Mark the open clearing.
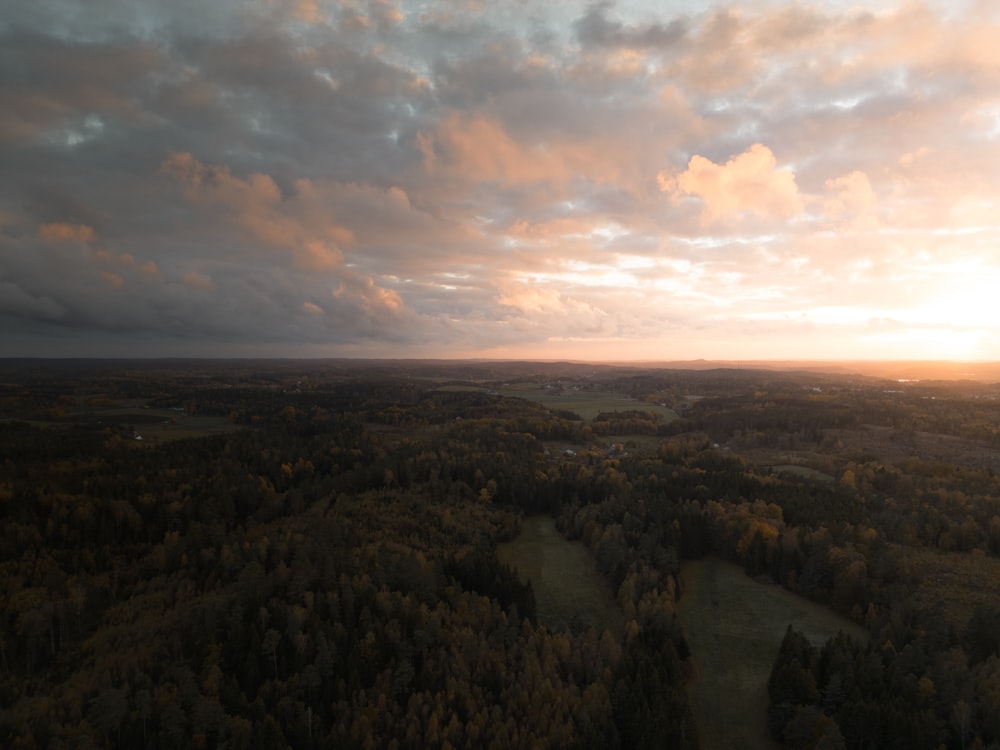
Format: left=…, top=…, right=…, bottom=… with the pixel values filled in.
left=499, top=385, right=679, bottom=423
left=70, top=407, right=239, bottom=442
left=772, top=464, right=835, bottom=482
left=13, top=406, right=242, bottom=443
left=130, top=414, right=241, bottom=442
left=497, top=516, right=623, bottom=636
left=679, top=557, right=867, bottom=750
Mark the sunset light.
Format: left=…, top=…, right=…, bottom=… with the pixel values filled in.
left=2, top=0, right=1000, bottom=362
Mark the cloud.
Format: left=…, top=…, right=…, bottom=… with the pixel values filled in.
left=660, top=144, right=804, bottom=224
left=496, top=280, right=612, bottom=338
left=100, top=271, right=125, bottom=288
left=38, top=222, right=94, bottom=243
left=161, top=152, right=351, bottom=271
left=2, top=0, right=1000, bottom=359
left=94, top=249, right=159, bottom=275
left=824, top=171, right=878, bottom=228
left=181, top=271, right=213, bottom=290
left=0, top=281, right=64, bottom=321
left=898, top=147, right=929, bottom=166
left=419, top=113, right=570, bottom=186
left=574, top=3, right=688, bottom=49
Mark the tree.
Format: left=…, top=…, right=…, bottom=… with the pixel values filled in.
left=965, top=605, right=1000, bottom=664
left=262, top=628, right=281, bottom=681
left=952, top=699, right=973, bottom=750
left=87, top=687, right=128, bottom=746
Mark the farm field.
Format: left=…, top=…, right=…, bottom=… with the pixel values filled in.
left=679, top=557, right=867, bottom=750
left=772, top=464, right=835, bottom=482
left=4, top=405, right=241, bottom=443
left=498, top=384, right=679, bottom=422
left=127, top=413, right=242, bottom=442
left=497, top=515, right=623, bottom=636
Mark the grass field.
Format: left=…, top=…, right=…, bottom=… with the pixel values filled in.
left=773, top=464, right=835, bottom=482
left=499, top=385, right=679, bottom=423
left=10, top=406, right=241, bottom=443
left=679, top=558, right=867, bottom=750
left=497, top=516, right=623, bottom=636
left=131, top=414, right=241, bottom=442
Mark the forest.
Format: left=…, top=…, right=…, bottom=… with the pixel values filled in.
left=1, top=358, right=1000, bottom=749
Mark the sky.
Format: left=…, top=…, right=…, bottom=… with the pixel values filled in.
left=2, top=0, right=1000, bottom=362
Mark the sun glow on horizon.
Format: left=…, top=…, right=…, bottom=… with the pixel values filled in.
left=907, top=267, right=997, bottom=329
left=859, top=327, right=991, bottom=361
left=870, top=262, right=1000, bottom=360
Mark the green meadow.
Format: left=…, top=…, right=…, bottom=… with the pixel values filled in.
left=772, top=464, right=836, bottom=482
left=16, top=406, right=241, bottom=443
left=499, top=525, right=869, bottom=750
left=679, top=558, right=867, bottom=750
left=497, top=516, right=623, bottom=636
left=499, top=385, right=679, bottom=423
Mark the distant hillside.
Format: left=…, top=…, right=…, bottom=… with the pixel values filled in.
left=601, top=359, right=1000, bottom=383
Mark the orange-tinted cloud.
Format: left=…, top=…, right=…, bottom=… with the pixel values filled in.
left=824, top=171, right=878, bottom=228
left=899, top=147, right=929, bottom=166
left=660, top=144, right=803, bottom=224
left=181, top=271, right=213, bottom=290
left=325, top=276, right=410, bottom=332
left=4, top=0, right=1000, bottom=360
left=360, top=278, right=403, bottom=313
left=495, top=278, right=612, bottom=338
left=292, top=0, right=324, bottom=25
left=94, top=249, right=159, bottom=275
left=420, top=114, right=570, bottom=185
left=38, top=222, right=94, bottom=243
left=371, top=0, right=404, bottom=28
left=162, top=153, right=352, bottom=270
left=100, top=271, right=124, bottom=288
left=666, top=9, right=759, bottom=93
